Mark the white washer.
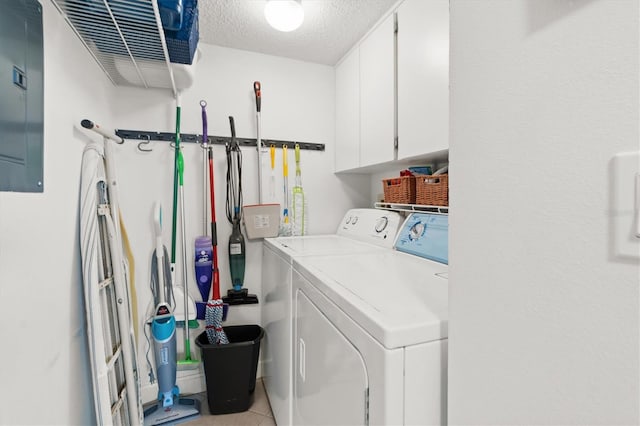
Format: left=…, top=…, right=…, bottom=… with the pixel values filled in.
left=262, top=209, right=404, bottom=426
left=292, top=213, right=449, bottom=425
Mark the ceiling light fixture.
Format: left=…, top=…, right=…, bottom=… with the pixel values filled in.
left=264, top=0, right=304, bottom=32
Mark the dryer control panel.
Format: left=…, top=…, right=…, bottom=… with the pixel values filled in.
left=336, top=209, right=403, bottom=248
left=395, top=213, right=448, bottom=264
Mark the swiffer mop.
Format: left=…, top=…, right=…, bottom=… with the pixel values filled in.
left=144, top=204, right=200, bottom=426
left=194, top=101, right=212, bottom=320
left=223, top=116, right=258, bottom=305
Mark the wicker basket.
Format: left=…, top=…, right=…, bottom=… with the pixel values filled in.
left=416, top=174, right=448, bottom=206
left=382, top=176, right=416, bottom=204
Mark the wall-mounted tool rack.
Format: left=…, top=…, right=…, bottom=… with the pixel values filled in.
left=115, top=129, right=325, bottom=151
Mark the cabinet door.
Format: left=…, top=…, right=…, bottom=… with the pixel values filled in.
left=261, top=247, right=293, bottom=426
left=335, top=48, right=360, bottom=172
left=397, top=0, right=449, bottom=160
left=359, top=14, right=395, bottom=167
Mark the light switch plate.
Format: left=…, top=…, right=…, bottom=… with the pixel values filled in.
left=611, top=151, right=640, bottom=259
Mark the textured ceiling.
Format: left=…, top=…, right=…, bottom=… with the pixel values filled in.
left=198, top=0, right=399, bottom=65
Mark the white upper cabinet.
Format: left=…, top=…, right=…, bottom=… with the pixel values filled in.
left=359, top=13, right=395, bottom=167
left=335, top=47, right=360, bottom=172
left=334, top=0, right=449, bottom=173
left=397, top=0, right=449, bottom=160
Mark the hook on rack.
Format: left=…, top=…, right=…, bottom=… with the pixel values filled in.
left=137, top=134, right=152, bottom=152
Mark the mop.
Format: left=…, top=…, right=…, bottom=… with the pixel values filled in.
left=200, top=101, right=228, bottom=344
left=144, top=204, right=200, bottom=426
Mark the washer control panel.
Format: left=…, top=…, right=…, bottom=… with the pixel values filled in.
left=337, top=209, right=403, bottom=248
left=395, top=213, right=448, bottom=264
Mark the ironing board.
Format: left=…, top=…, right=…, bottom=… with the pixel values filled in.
left=80, top=141, right=143, bottom=425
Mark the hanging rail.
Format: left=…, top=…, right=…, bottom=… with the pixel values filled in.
left=114, top=129, right=325, bottom=151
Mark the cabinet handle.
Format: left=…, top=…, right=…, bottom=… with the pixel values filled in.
left=299, top=338, right=306, bottom=382
left=635, top=173, right=640, bottom=238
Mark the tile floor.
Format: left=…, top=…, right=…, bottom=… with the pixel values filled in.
left=184, top=379, right=276, bottom=426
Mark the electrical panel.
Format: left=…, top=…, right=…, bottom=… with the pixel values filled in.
left=0, top=0, right=44, bottom=192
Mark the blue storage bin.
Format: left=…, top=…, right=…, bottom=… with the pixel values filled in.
left=164, top=0, right=199, bottom=64
left=158, top=0, right=183, bottom=31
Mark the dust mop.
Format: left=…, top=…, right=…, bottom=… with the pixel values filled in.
left=144, top=203, right=200, bottom=425
left=291, top=144, right=307, bottom=236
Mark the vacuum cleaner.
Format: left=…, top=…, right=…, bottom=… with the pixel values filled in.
left=223, top=116, right=258, bottom=305
left=144, top=204, right=200, bottom=425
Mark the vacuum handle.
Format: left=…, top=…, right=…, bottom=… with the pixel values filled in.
left=254, top=81, right=261, bottom=112
left=228, top=116, right=236, bottom=140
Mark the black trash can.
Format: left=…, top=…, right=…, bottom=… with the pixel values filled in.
left=195, top=325, right=264, bottom=415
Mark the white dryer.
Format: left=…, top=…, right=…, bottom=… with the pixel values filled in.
left=291, top=212, right=449, bottom=425
left=262, top=209, right=404, bottom=426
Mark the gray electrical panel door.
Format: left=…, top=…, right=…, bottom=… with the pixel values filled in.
left=0, top=0, right=44, bottom=192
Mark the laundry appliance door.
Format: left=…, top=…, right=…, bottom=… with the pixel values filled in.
left=294, top=288, right=368, bottom=425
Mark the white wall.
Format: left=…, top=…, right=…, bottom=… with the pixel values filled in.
left=110, top=44, right=370, bottom=399
left=0, top=1, right=115, bottom=424
left=448, top=1, right=639, bottom=424
left=1, top=7, right=370, bottom=423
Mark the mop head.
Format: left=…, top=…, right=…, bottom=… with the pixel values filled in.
left=205, top=299, right=229, bottom=344
left=143, top=397, right=200, bottom=426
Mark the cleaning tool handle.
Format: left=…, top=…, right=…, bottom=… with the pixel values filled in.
left=178, top=149, right=184, bottom=186
left=208, top=148, right=221, bottom=300
left=254, top=81, right=261, bottom=112
left=154, top=203, right=163, bottom=255
left=283, top=145, right=288, bottom=177
left=171, top=103, right=182, bottom=263
left=208, top=150, right=217, bottom=246
left=295, top=144, right=301, bottom=175
left=270, top=145, right=276, bottom=170
left=200, top=100, right=208, bottom=145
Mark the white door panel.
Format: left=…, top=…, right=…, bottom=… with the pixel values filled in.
left=294, top=288, right=368, bottom=425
